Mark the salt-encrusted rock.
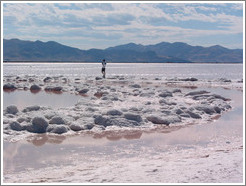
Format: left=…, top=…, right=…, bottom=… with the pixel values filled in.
left=159, top=99, right=177, bottom=105
left=180, top=113, right=190, bottom=118
left=210, top=94, right=230, bottom=101
left=146, top=116, right=170, bottom=125
left=185, top=90, right=210, bottom=96
left=107, top=109, right=123, bottom=116
left=213, top=106, right=221, bottom=113
left=129, top=84, right=141, bottom=88
left=237, top=79, right=243, bottom=83
left=78, top=88, right=89, bottom=94
left=69, top=123, right=84, bottom=131
left=28, top=78, right=35, bottom=82
left=161, top=110, right=172, bottom=115
left=22, top=105, right=40, bottom=112
left=10, top=121, right=23, bottom=131
left=17, top=117, right=25, bottom=123
left=5, top=105, right=19, bottom=115
left=45, top=86, right=63, bottom=92
left=44, top=112, right=57, bottom=120
left=30, top=84, right=41, bottom=91
left=175, top=109, right=184, bottom=115
left=179, top=77, right=198, bottom=81
left=32, top=117, right=49, bottom=133
left=172, top=89, right=182, bottom=93
left=140, top=92, right=154, bottom=97
left=91, top=125, right=106, bottom=131
left=101, top=96, right=108, bottom=100
left=43, top=77, right=52, bottom=82
left=94, top=91, right=109, bottom=98
left=195, top=105, right=216, bottom=114
left=94, top=115, right=112, bottom=127
left=3, top=83, right=17, bottom=90
left=85, top=107, right=99, bottom=112
left=219, top=78, right=231, bottom=82
left=186, top=111, right=202, bottom=119
left=158, top=91, right=173, bottom=98
left=46, top=125, right=69, bottom=134
left=53, top=86, right=63, bottom=91
left=108, top=118, right=140, bottom=127
left=124, top=113, right=142, bottom=122
left=167, top=115, right=182, bottom=123
left=110, top=88, right=116, bottom=92
left=95, top=77, right=102, bottom=80
left=145, top=101, right=151, bottom=105
left=221, top=104, right=232, bottom=111
left=83, top=123, right=94, bottom=130
left=49, top=116, right=66, bottom=125
left=192, top=94, right=229, bottom=101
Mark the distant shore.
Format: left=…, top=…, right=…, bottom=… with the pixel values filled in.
left=3, top=61, right=243, bottom=64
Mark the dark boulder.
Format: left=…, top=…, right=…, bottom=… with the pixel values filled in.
left=31, top=117, right=49, bottom=133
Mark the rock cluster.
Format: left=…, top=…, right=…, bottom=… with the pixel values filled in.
left=2, top=75, right=234, bottom=140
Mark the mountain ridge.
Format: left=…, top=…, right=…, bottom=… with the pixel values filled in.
left=3, top=38, right=243, bottom=63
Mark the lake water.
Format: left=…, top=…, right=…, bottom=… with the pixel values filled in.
left=3, top=63, right=243, bottom=80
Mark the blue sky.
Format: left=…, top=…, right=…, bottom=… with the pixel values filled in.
left=2, top=2, right=244, bottom=50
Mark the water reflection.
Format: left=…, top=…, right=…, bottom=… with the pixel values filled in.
left=30, top=89, right=41, bottom=94
left=92, top=130, right=143, bottom=141
left=3, top=90, right=80, bottom=110
left=26, top=134, right=66, bottom=146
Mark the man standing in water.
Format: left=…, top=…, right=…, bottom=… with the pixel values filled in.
left=101, top=59, right=107, bottom=78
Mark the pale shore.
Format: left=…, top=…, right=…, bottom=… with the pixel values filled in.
left=2, top=75, right=244, bottom=184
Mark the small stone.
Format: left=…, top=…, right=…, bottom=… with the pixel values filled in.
left=3, top=83, right=17, bottom=90
left=124, top=113, right=142, bottom=122
left=107, top=109, right=123, bottom=116
left=10, top=121, right=23, bottom=131
left=47, top=125, right=69, bottom=134
left=95, top=77, right=102, bottom=80
left=78, top=88, right=89, bottom=94
left=43, top=77, right=52, bottom=82
left=158, top=91, right=173, bottom=98
left=185, top=90, right=210, bottom=96
left=32, top=117, right=49, bottom=133
left=30, top=84, right=41, bottom=91
left=146, top=116, right=170, bottom=125
left=186, top=111, right=201, bottom=119
left=129, top=84, right=141, bottom=88
left=22, top=105, right=40, bottom=112
left=5, top=105, right=19, bottom=115
left=49, top=116, right=66, bottom=125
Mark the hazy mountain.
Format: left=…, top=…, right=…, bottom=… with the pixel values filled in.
left=3, top=39, right=243, bottom=63
left=106, top=42, right=243, bottom=63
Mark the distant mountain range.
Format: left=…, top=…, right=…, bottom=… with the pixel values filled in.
left=3, top=38, right=243, bottom=63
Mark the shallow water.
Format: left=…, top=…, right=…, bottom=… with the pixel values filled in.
left=3, top=87, right=243, bottom=176
left=3, top=63, right=243, bottom=80
left=3, top=90, right=81, bottom=110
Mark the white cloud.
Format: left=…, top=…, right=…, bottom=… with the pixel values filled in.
left=2, top=2, right=244, bottom=49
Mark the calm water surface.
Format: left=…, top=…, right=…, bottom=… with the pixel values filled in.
left=3, top=63, right=243, bottom=80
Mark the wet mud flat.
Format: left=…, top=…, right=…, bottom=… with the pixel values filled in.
left=2, top=75, right=244, bottom=183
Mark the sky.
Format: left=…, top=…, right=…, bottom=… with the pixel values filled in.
left=2, top=1, right=244, bottom=50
